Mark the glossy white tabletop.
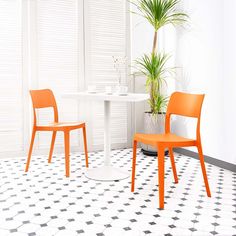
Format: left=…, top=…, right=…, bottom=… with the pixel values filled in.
left=62, top=91, right=149, bottom=102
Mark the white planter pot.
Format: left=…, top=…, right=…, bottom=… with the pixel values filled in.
left=141, top=112, right=166, bottom=153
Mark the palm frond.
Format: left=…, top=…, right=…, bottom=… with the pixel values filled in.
left=131, top=0, right=188, bottom=31
left=135, top=53, right=170, bottom=83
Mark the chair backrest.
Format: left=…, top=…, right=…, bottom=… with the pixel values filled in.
left=30, top=89, right=58, bottom=125
left=165, top=92, right=205, bottom=140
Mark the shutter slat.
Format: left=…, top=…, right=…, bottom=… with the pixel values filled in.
left=36, top=0, right=79, bottom=148
left=0, top=0, right=23, bottom=152
left=85, top=0, right=128, bottom=147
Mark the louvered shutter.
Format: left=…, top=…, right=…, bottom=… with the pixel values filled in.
left=0, top=0, right=23, bottom=152
left=35, top=0, right=81, bottom=149
left=84, top=0, right=129, bottom=149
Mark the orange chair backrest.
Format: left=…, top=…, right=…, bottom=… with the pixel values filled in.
left=166, top=92, right=205, bottom=118
left=30, top=89, right=57, bottom=109
left=165, top=92, right=205, bottom=138
left=30, top=89, right=58, bottom=125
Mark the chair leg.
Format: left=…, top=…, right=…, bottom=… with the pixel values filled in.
left=169, top=148, right=178, bottom=184
left=131, top=140, right=137, bottom=192
left=158, top=145, right=165, bottom=209
left=64, top=131, right=70, bottom=177
left=197, top=144, right=211, bottom=197
left=82, top=125, right=89, bottom=168
left=25, top=129, right=36, bottom=172
left=48, top=131, right=57, bottom=163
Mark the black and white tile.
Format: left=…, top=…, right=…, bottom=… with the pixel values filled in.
left=0, top=149, right=235, bottom=236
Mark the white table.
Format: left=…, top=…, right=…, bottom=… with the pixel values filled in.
left=63, top=92, right=149, bottom=181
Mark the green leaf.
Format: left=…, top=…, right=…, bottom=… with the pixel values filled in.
left=134, top=52, right=173, bottom=113
left=130, top=0, right=188, bottom=31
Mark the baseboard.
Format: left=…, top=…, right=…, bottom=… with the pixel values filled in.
left=175, top=148, right=236, bottom=173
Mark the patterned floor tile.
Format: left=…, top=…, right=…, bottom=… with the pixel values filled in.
left=0, top=148, right=235, bottom=236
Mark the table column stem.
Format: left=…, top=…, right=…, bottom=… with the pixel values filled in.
left=104, top=100, right=111, bottom=166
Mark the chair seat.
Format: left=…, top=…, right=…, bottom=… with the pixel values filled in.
left=134, top=132, right=196, bottom=147
left=36, top=121, right=85, bottom=131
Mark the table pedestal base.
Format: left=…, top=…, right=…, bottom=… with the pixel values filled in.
left=84, top=166, right=129, bottom=181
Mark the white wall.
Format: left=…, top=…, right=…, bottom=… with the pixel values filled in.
left=130, top=4, right=152, bottom=134
left=221, top=0, right=236, bottom=165
left=131, top=0, right=236, bottom=165
left=173, top=0, right=236, bottom=165
left=131, top=6, right=153, bottom=60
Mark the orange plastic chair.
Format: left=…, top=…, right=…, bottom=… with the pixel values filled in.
left=131, top=92, right=211, bottom=209
left=25, top=89, right=89, bottom=177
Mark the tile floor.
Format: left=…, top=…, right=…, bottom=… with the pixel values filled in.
left=0, top=148, right=235, bottom=236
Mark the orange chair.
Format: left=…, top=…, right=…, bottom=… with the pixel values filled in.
left=25, top=89, right=89, bottom=177
left=131, top=92, right=211, bottom=209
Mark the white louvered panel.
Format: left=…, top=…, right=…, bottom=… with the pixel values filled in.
left=0, top=0, right=23, bottom=152
left=85, top=0, right=128, bottom=148
left=36, top=0, right=80, bottom=149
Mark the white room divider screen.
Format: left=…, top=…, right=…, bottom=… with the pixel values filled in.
left=84, top=0, right=130, bottom=149
left=0, top=0, right=24, bottom=153
left=0, top=0, right=130, bottom=156
left=34, top=0, right=81, bottom=150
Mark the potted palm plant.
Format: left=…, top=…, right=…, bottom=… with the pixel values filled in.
left=132, top=0, right=188, bottom=155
